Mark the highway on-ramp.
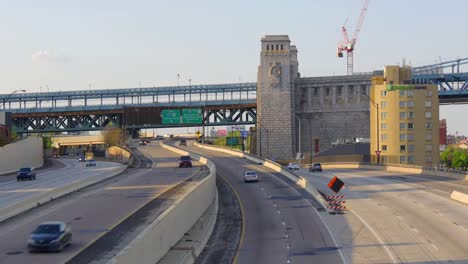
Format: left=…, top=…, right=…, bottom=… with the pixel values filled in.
left=301, top=167, right=468, bottom=263
left=183, top=143, right=345, bottom=264
left=0, top=143, right=200, bottom=264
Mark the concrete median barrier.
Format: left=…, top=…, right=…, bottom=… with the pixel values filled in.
left=450, top=190, right=468, bottom=205
left=0, top=165, right=127, bottom=223
left=107, top=142, right=217, bottom=264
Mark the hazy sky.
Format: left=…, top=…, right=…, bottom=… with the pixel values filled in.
left=0, top=0, right=467, bottom=134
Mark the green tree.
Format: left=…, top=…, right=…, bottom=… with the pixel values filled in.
left=42, top=136, right=53, bottom=150
left=103, top=128, right=123, bottom=146
left=440, top=147, right=455, bottom=168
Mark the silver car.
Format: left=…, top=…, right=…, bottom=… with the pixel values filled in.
left=243, top=171, right=258, bottom=183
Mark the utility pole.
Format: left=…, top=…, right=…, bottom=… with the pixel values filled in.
left=294, top=114, right=302, bottom=169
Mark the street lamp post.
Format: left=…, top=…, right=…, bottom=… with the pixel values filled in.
left=294, top=114, right=302, bottom=169
left=361, top=92, right=380, bottom=164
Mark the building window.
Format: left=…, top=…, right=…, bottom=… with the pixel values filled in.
left=408, top=123, right=414, bottom=129
left=407, top=134, right=414, bottom=141
left=426, top=122, right=432, bottom=129
left=337, top=86, right=343, bottom=96
left=425, top=101, right=432, bottom=107
left=381, top=134, right=388, bottom=141
left=280, top=44, right=283, bottom=50
left=381, top=90, right=387, bottom=97
left=408, top=156, right=415, bottom=163
left=399, top=112, right=406, bottom=119
left=408, top=145, right=415, bottom=152
left=400, top=134, right=406, bottom=141
left=348, top=86, right=354, bottom=97
left=426, top=145, right=433, bottom=151
left=426, top=89, right=432, bottom=96
left=407, top=90, right=414, bottom=97
left=400, top=123, right=406, bottom=130
left=425, top=112, right=432, bottom=118
left=400, top=101, right=406, bottom=108
left=426, top=133, right=432, bottom=140
left=325, top=87, right=330, bottom=96
left=381, top=112, right=388, bottom=120
left=407, top=101, right=414, bottom=108
left=361, top=85, right=367, bottom=95
left=381, top=101, right=388, bottom=109
left=382, top=145, right=388, bottom=151
left=426, top=155, right=433, bottom=162
left=381, top=123, right=388, bottom=130
left=400, top=145, right=406, bottom=151
left=314, top=88, right=319, bottom=96
left=399, top=90, right=405, bottom=96
left=266, top=45, right=270, bottom=51
left=400, top=156, right=406, bottom=163
left=276, top=44, right=279, bottom=50
left=408, top=112, right=414, bottom=119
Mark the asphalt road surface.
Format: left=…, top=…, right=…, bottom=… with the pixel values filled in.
left=0, top=158, right=124, bottom=212
left=0, top=143, right=200, bottom=264
left=184, top=143, right=345, bottom=264
left=301, top=167, right=468, bottom=263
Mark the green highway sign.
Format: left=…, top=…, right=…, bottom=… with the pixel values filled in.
left=182, top=108, right=203, bottom=124
left=161, top=110, right=181, bottom=124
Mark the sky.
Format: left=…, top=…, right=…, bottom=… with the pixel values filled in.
left=0, top=0, right=467, bottom=135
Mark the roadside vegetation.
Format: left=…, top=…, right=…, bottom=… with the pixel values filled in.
left=440, top=147, right=468, bottom=170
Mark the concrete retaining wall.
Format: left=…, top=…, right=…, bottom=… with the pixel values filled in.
left=0, top=136, right=43, bottom=175
left=108, top=143, right=216, bottom=264
left=450, top=191, right=468, bottom=205
left=0, top=165, right=126, bottom=223
left=106, top=145, right=133, bottom=164
left=321, top=162, right=467, bottom=181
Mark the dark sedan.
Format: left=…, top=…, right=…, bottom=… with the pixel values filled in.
left=179, top=155, right=192, bottom=168
left=28, top=221, right=72, bottom=252
left=17, top=167, right=36, bottom=181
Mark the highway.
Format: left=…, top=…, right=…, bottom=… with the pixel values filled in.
left=0, top=143, right=200, bottom=264
left=183, top=143, right=345, bottom=264
left=301, top=167, right=468, bottom=263
left=0, top=158, right=124, bottom=213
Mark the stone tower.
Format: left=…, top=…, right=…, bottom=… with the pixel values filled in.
left=256, top=35, right=299, bottom=160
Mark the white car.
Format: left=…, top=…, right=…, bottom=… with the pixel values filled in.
left=85, top=159, right=97, bottom=167
left=243, top=171, right=258, bottom=183
left=287, top=162, right=300, bottom=170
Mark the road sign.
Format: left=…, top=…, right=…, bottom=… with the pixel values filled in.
left=328, top=176, right=344, bottom=193
left=375, top=150, right=381, bottom=156
left=181, top=108, right=203, bottom=124
left=161, top=110, right=181, bottom=124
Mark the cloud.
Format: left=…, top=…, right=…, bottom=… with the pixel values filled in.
left=31, top=50, right=71, bottom=64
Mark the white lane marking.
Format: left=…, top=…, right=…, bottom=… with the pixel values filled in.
left=233, top=159, right=349, bottom=264
left=412, top=228, right=419, bottom=233
left=302, top=170, right=399, bottom=263
left=431, top=243, right=439, bottom=251
left=349, top=209, right=399, bottom=264
left=277, top=210, right=281, bottom=214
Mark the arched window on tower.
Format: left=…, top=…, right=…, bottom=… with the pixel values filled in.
left=266, top=45, right=270, bottom=51
left=276, top=44, right=279, bottom=50
left=281, top=44, right=283, bottom=50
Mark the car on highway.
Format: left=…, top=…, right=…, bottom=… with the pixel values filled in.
left=287, top=162, right=300, bottom=170
left=53, top=153, right=60, bottom=158
left=77, top=156, right=86, bottom=162
left=17, top=167, right=36, bottom=181
left=85, top=159, right=97, bottom=167
left=28, top=221, right=72, bottom=252
left=309, top=163, right=322, bottom=172
left=179, top=155, right=192, bottom=168
left=243, top=170, right=258, bottom=182
left=179, top=139, right=187, bottom=146
left=155, top=135, right=164, bottom=140
left=139, top=140, right=147, bottom=146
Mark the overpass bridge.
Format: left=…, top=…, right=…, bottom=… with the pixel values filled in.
left=2, top=59, right=468, bottom=134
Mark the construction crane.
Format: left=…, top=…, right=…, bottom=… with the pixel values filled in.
left=337, top=0, right=370, bottom=75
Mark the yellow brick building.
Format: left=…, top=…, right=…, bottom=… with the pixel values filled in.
left=370, top=66, right=440, bottom=167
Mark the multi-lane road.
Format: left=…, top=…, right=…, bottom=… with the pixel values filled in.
left=182, top=143, right=345, bottom=264
left=0, top=143, right=200, bottom=264
left=301, top=167, right=468, bottom=264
